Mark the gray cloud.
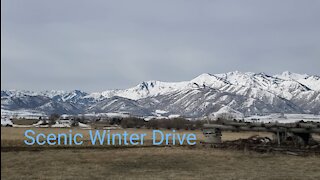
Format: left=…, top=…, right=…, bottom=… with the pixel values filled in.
left=2, top=0, right=320, bottom=91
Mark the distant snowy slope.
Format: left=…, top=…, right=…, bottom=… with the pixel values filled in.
left=96, top=80, right=190, bottom=100
left=216, top=71, right=311, bottom=99
left=1, top=71, right=319, bottom=117
left=275, top=71, right=320, bottom=91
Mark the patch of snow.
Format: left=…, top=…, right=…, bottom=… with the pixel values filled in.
left=78, top=122, right=91, bottom=128
left=214, top=106, right=244, bottom=119
left=155, top=110, right=168, bottom=114
left=244, top=113, right=320, bottom=123
left=1, top=117, right=13, bottom=126
left=1, top=109, right=47, bottom=119
left=168, top=114, right=181, bottom=119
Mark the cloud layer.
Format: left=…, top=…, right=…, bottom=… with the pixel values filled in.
left=2, top=0, right=320, bottom=91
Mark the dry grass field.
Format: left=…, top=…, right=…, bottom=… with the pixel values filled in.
left=11, top=119, right=39, bottom=125
left=2, top=147, right=320, bottom=180
left=2, top=127, right=320, bottom=180
left=1, top=127, right=273, bottom=145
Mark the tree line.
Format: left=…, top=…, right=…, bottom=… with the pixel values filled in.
left=45, top=112, right=237, bottom=129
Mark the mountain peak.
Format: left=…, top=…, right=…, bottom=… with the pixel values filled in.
left=191, top=73, right=230, bottom=88
left=282, top=71, right=292, bottom=76
left=2, top=71, right=320, bottom=117
left=195, top=73, right=214, bottom=78
left=275, top=71, right=308, bottom=80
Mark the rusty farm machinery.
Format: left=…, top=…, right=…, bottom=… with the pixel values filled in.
left=202, top=120, right=320, bottom=155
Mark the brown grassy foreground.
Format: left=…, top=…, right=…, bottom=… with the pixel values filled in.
left=2, top=147, right=320, bottom=180
left=1, top=127, right=273, bottom=145
left=2, top=127, right=320, bottom=179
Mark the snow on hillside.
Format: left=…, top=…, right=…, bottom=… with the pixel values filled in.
left=275, top=71, right=320, bottom=91
left=244, top=113, right=320, bottom=123
left=216, top=71, right=311, bottom=99
left=96, top=80, right=190, bottom=100
left=1, top=71, right=319, bottom=119
left=214, top=106, right=244, bottom=119
left=190, top=73, right=230, bottom=89
left=1, top=109, right=47, bottom=119
left=1, top=117, right=13, bottom=126
left=91, top=71, right=318, bottom=101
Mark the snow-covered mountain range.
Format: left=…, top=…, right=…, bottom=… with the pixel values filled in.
left=2, top=71, right=320, bottom=118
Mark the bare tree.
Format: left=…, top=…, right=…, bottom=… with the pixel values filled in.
left=49, top=113, right=60, bottom=126
left=216, top=113, right=235, bottom=121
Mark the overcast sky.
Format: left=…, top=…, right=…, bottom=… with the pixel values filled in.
left=1, top=0, right=320, bottom=92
